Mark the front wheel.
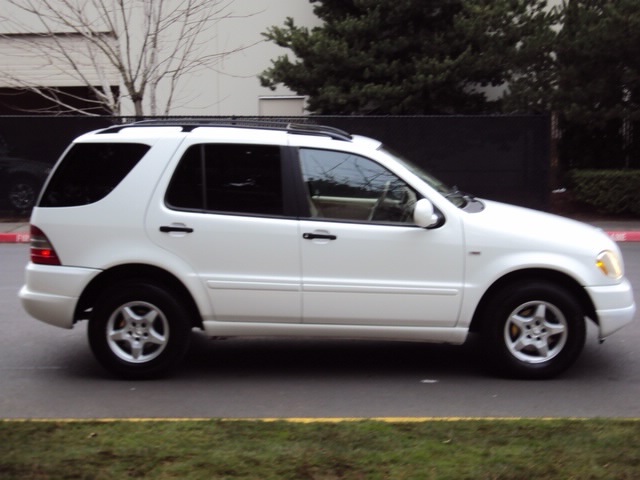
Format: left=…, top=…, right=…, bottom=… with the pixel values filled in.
left=88, top=282, right=192, bottom=379
left=481, top=282, right=586, bottom=379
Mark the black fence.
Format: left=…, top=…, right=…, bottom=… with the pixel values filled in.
left=558, top=117, right=640, bottom=170
left=0, top=115, right=550, bottom=215
left=320, top=116, right=550, bottom=211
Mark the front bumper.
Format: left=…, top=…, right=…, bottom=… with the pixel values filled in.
left=585, top=278, right=636, bottom=339
left=19, top=263, right=101, bottom=329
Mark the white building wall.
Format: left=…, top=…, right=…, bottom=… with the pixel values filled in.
left=161, top=1, right=318, bottom=116
left=0, top=0, right=318, bottom=116
left=0, top=34, right=119, bottom=87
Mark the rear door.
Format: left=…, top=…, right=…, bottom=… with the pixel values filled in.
left=146, top=141, right=302, bottom=323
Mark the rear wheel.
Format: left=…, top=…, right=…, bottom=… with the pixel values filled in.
left=88, top=282, right=192, bottom=379
left=481, top=281, right=586, bottom=379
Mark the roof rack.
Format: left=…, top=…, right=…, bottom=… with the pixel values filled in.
left=286, top=123, right=352, bottom=141
left=97, top=118, right=352, bottom=141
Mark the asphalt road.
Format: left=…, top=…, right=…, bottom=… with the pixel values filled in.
left=2, top=243, right=639, bottom=419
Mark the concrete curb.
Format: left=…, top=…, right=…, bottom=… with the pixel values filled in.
left=2, top=231, right=640, bottom=244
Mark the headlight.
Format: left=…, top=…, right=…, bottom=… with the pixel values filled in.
left=596, top=250, right=623, bottom=279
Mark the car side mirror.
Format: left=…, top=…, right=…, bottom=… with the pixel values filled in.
left=413, top=198, right=439, bottom=228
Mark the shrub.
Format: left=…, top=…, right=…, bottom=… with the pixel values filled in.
left=567, top=170, right=640, bottom=216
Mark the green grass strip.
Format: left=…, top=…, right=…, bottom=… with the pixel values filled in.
left=1, top=418, right=639, bottom=479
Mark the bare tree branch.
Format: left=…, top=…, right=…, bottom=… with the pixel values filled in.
left=0, top=0, right=258, bottom=115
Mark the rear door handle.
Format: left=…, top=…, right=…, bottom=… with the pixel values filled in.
left=160, top=225, right=194, bottom=233
left=303, top=232, right=337, bottom=240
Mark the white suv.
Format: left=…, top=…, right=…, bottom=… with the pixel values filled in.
left=19, top=120, right=636, bottom=379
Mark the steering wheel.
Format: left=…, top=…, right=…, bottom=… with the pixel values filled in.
left=398, top=187, right=418, bottom=223
left=368, top=181, right=391, bottom=221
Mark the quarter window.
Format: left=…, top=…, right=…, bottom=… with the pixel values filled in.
left=40, top=143, right=150, bottom=207
left=166, top=144, right=284, bottom=216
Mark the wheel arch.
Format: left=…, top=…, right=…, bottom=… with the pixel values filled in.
left=469, top=268, right=596, bottom=333
left=74, top=264, right=204, bottom=329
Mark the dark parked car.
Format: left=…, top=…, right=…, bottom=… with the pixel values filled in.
left=0, top=155, right=50, bottom=214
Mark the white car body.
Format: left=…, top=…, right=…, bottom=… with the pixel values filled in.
left=19, top=121, right=636, bottom=378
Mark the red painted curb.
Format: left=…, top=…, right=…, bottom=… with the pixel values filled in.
left=1, top=231, right=640, bottom=244
left=0, top=233, right=30, bottom=243
left=606, top=231, right=640, bottom=243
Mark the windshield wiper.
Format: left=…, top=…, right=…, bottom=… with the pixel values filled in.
left=445, top=186, right=472, bottom=207
left=445, top=186, right=485, bottom=212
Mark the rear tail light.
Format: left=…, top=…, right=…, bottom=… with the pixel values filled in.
left=30, top=225, right=61, bottom=265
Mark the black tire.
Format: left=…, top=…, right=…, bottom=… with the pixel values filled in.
left=88, top=282, right=192, bottom=379
left=481, top=281, right=586, bottom=379
left=8, top=175, right=39, bottom=213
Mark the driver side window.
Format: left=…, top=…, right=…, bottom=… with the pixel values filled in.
left=300, top=148, right=417, bottom=224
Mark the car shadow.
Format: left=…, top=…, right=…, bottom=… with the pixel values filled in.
left=179, top=332, right=488, bottom=380
left=63, top=328, right=619, bottom=382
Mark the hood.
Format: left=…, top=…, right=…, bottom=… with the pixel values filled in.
left=463, top=199, right=617, bottom=255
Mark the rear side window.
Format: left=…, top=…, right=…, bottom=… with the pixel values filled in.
left=40, top=143, right=150, bottom=207
left=166, top=143, right=284, bottom=216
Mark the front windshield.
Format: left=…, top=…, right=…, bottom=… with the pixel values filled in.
left=378, top=145, right=467, bottom=208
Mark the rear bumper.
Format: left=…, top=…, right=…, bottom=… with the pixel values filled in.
left=19, top=263, right=100, bottom=329
left=585, top=278, right=636, bottom=339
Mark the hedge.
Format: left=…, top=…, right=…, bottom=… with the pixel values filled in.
left=567, top=169, right=640, bottom=216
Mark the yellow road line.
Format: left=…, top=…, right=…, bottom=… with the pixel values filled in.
left=4, top=416, right=638, bottom=423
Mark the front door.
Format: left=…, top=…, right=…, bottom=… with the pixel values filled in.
left=298, top=148, right=464, bottom=327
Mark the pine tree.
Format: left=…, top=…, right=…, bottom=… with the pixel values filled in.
left=555, top=0, right=640, bottom=126
left=260, top=0, right=555, bottom=115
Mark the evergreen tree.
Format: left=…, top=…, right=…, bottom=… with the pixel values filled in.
left=555, top=0, right=640, bottom=126
left=553, top=0, right=640, bottom=168
left=260, top=0, right=555, bottom=115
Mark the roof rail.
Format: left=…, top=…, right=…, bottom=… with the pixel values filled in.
left=286, top=123, right=352, bottom=141
left=96, top=118, right=352, bottom=141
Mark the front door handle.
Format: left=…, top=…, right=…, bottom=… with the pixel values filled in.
left=303, top=232, right=337, bottom=240
left=160, top=225, right=194, bottom=233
